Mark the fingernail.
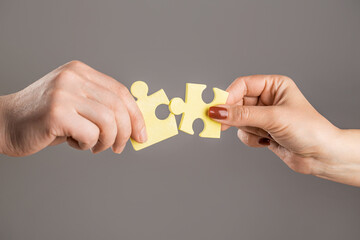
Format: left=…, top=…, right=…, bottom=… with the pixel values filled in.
left=208, top=106, right=228, bottom=119
left=139, top=127, right=147, bottom=143
left=258, top=138, right=271, bottom=146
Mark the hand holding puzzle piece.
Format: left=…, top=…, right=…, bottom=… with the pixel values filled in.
left=130, top=81, right=178, bottom=151
left=130, top=81, right=229, bottom=151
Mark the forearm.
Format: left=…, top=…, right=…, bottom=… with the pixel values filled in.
left=316, top=129, right=360, bottom=187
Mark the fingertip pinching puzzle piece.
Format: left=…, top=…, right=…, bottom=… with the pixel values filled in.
left=169, top=83, right=229, bottom=138
left=130, top=81, right=178, bottom=151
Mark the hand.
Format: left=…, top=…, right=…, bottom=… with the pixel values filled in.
left=0, top=60, right=147, bottom=156
left=209, top=75, right=360, bottom=187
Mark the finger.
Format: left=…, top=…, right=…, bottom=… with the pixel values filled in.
left=209, top=104, right=277, bottom=131
left=237, top=129, right=270, bottom=148
left=111, top=107, right=131, bottom=154
left=226, top=75, right=290, bottom=106
left=238, top=126, right=272, bottom=139
left=82, top=81, right=134, bottom=153
left=221, top=97, right=259, bottom=131
left=243, top=96, right=259, bottom=106
left=116, top=83, right=147, bottom=143
left=94, top=78, right=146, bottom=142
left=54, top=112, right=100, bottom=150
left=75, top=97, right=117, bottom=153
left=225, top=96, right=259, bottom=106
left=67, top=61, right=146, bottom=142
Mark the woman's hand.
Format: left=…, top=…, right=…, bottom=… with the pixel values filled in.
left=209, top=75, right=360, bottom=187
left=0, top=60, right=147, bottom=157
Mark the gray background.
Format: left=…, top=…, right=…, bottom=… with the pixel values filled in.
left=1, top=0, right=360, bottom=239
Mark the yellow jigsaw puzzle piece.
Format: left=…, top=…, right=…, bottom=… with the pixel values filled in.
left=130, top=81, right=178, bottom=151
left=169, top=83, right=229, bottom=138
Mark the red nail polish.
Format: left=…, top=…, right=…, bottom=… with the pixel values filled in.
left=258, top=138, right=271, bottom=146
left=208, top=106, right=228, bottom=119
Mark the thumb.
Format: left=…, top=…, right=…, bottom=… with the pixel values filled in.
left=208, top=105, right=276, bottom=131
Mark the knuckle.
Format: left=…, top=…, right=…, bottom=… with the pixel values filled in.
left=49, top=88, right=67, bottom=101
left=118, top=129, right=131, bottom=145
left=120, top=120, right=132, bottom=138
left=86, top=131, right=100, bottom=147
left=233, top=106, right=250, bottom=122
left=123, top=125, right=132, bottom=140
left=234, top=76, right=245, bottom=84
left=47, top=89, right=68, bottom=111
left=100, top=109, right=116, bottom=126
left=280, top=75, right=293, bottom=83
left=116, top=118, right=132, bottom=143
left=273, top=75, right=295, bottom=86
left=66, top=60, right=86, bottom=69
left=113, top=81, right=132, bottom=99
left=112, top=95, right=123, bottom=109
left=283, top=76, right=295, bottom=87
left=119, top=84, right=132, bottom=99
left=54, top=69, right=77, bottom=86
left=80, top=129, right=99, bottom=150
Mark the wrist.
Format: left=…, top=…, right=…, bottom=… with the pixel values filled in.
left=315, top=128, right=360, bottom=187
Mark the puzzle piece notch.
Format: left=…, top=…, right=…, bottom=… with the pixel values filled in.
left=169, top=83, right=229, bottom=138
left=130, top=81, right=178, bottom=151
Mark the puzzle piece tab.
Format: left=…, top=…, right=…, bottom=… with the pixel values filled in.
left=130, top=81, right=178, bottom=151
left=169, top=83, right=229, bottom=138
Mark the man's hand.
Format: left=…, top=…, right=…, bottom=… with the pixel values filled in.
left=0, top=60, right=147, bottom=156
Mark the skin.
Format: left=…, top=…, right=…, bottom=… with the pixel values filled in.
left=0, top=60, right=147, bottom=157
left=210, top=75, right=360, bottom=187
left=0, top=67, right=359, bottom=187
